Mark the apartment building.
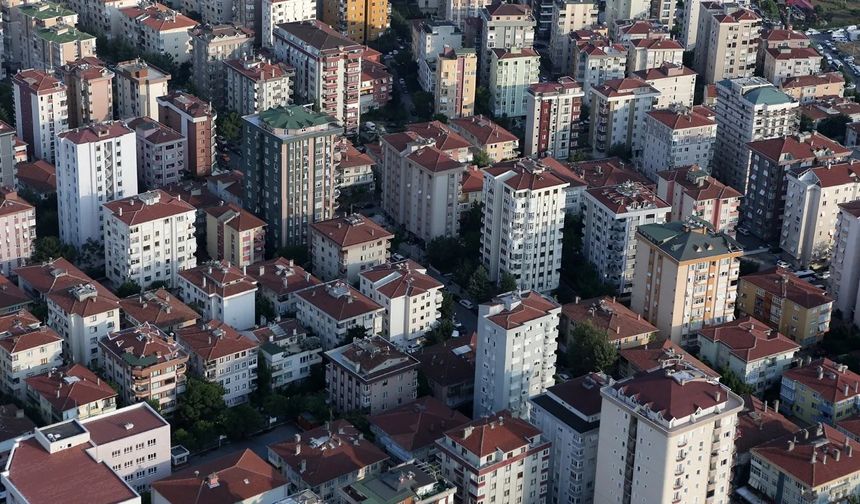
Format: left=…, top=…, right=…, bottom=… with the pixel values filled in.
left=177, top=260, right=258, bottom=330
left=604, top=0, right=649, bottom=32
left=415, top=336, right=475, bottom=409
left=249, top=318, right=322, bottom=389
left=557, top=156, right=650, bottom=216
left=56, top=121, right=138, bottom=247
left=0, top=190, right=35, bottom=277
left=58, top=57, right=113, bottom=128
left=831, top=201, right=860, bottom=325
left=631, top=221, right=743, bottom=344
left=488, top=47, right=540, bottom=118
left=268, top=420, right=389, bottom=503
left=261, top=0, right=316, bottom=47
left=751, top=424, right=860, bottom=504
left=560, top=295, right=658, bottom=349
left=436, top=412, right=551, bottom=503
left=594, top=362, right=743, bottom=504
left=447, top=115, right=516, bottom=162
left=712, top=77, right=798, bottom=195
left=13, top=160, right=56, bottom=200
left=321, top=0, right=388, bottom=43
left=126, top=117, right=184, bottom=189
left=473, top=290, right=559, bottom=418
left=530, top=372, right=608, bottom=504
left=242, top=106, right=342, bottom=248
left=478, top=2, right=535, bottom=82
left=336, top=140, right=375, bottom=191
left=359, top=260, right=443, bottom=346
left=780, top=358, right=860, bottom=425
left=117, top=3, right=196, bottom=64
left=31, top=23, right=96, bottom=72
left=119, top=288, right=199, bottom=332
left=694, top=5, right=760, bottom=84
left=782, top=161, right=860, bottom=267
left=589, top=78, right=659, bottom=157
left=359, top=54, right=392, bottom=114
left=781, top=72, right=845, bottom=103
left=584, top=181, right=669, bottom=295
left=573, top=42, right=627, bottom=105
left=638, top=106, right=717, bottom=181
left=0, top=122, right=14, bottom=189
left=295, top=281, right=383, bottom=350
left=324, top=335, right=419, bottom=415
left=481, top=158, right=567, bottom=293
left=737, top=267, right=832, bottom=347
left=434, top=47, right=477, bottom=119
left=248, top=258, right=321, bottom=316
left=369, top=396, right=468, bottom=462
left=0, top=276, right=32, bottom=316
left=656, top=166, right=742, bottom=235
left=309, top=214, right=393, bottom=284
left=524, top=77, right=584, bottom=159
left=548, top=0, right=597, bottom=71
left=224, top=57, right=293, bottom=116
left=378, top=129, right=467, bottom=242
left=203, top=203, right=265, bottom=267
left=8, top=2, right=79, bottom=69
left=414, top=21, right=462, bottom=93
left=177, top=320, right=258, bottom=406
left=763, top=47, right=822, bottom=86
left=0, top=310, right=62, bottom=401
left=100, top=323, right=188, bottom=414
left=11, top=69, right=68, bottom=163
left=617, top=338, right=721, bottom=376
left=273, top=21, right=362, bottom=134
left=64, top=0, right=138, bottom=38
left=341, top=462, right=456, bottom=504
left=114, top=59, right=171, bottom=121
left=697, top=316, right=800, bottom=392
left=630, top=62, right=697, bottom=108
left=157, top=91, right=216, bottom=178
left=190, top=24, right=253, bottom=106
left=744, top=132, right=849, bottom=243
left=626, top=38, right=683, bottom=78
left=25, top=364, right=117, bottom=423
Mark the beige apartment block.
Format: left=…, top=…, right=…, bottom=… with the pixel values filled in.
left=631, top=221, right=742, bottom=344
left=58, top=57, right=113, bottom=128
left=204, top=202, right=265, bottom=268
left=695, top=4, right=760, bottom=84
left=224, top=57, right=293, bottom=116
left=0, top=189, right=35, bottom=276
left=0, top=310, right=63, bottom=401
left=573, top=42, right=627, bottom=104
left=309, top=214, right=393, bottom=285
left=625, top=37, right=683, bottom=74
left=434, top=47, right=477, bottom=119
left=604, top=0, right=649, bottom=32
left=337, top=141, right=376, bottom=190
left=449, top=114, right=518, bottom=162
left=118, top=3, right=196, bottom=64
left=763, top=47, right=823, bottom=86
left=321, top=0, right=389, bottom=43
left=757, top=28, right=811, bottom=71
left=32, top=24, right=96, bottom=72
left=9, top=2, right=79, bottom=69
left=589, top=78, right=659, bottom=157
left=114, top=59, right=171, bottom=121
left=190, top=24, right=254, bottom=105
left=656, top=166, right=742, bottom=235
left=781, top=72, right=844, bottom=103
left=630, top=62, right=696, bottom=108
left=548, top=0, right=597, bottom=71
left=638, top=106, right=717, bottom=181
left=12, top=69, right=68, bottom=163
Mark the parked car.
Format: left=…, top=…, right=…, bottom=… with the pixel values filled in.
left=777, top=260, right=791, bottom=269
left=459, top=299, right=475, bottom=310
left=737, top=226, right=751, bottom=236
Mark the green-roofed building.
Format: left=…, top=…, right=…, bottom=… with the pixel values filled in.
left=338, top=462, right=456, bottom=504
left=713, top=76, right=799, bottom=195
left=33, top=24, right=96, bottom=71
left=631, top=221, right=744, bottom=344
left=241, top=105, right=343, bottom=248
left=11, top=2, right=79, bottom=67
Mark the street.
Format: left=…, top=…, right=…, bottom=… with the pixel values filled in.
left=187, top=423, right=299, bottom=467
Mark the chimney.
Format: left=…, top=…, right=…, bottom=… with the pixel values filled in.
left=300, top=460, right=307, bottom=473
left=836, top=449, right=842, bottom=462
left=845, top=384, right=850, bottom=396
left=812, top=451, right=817, bottom=464
left=206, top=473, right=219, bottom=488
left=849, top=443, right=854, bottom=457
left=774, top=399, right=780, bottom=412
left=788, top=440, right=795, bottom=451
left=295, top=445, right=301, bottom=455
left=818, top=366, right=824, bottom=380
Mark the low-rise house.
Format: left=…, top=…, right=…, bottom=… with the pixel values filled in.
left=248, top=258, right=321, bottom=316
left=176, top=321, right=258, bottom=406
left=268, top=420, right=389, bottom=502
left=177, top=260, right=258, bottom=331
left=119, top=288, right=199, bottom=333
left=339, top=461, right=457, bottom=504
left=734, top=396, right=797, bottom=470
left=14, top=160, right=57, bottom=200
left=780, top=358, right=860, bottom=426
left=800, top=98, right=860, bottom=127
left=295, top=281, right=384, bottom=350
left=0, top=276, right=31, bottom=316
left=697, top=316, right=800, bottom=393
left=0, top=310, right=63, bottom=400
left=337, top=141, right=375, bottom=191
left=781, top=72, right=844, bottom=103
left=448, top=115, right=519, bottom=162
left=248, top=319, right=322, bottom=389
left=203, top=203, right=266, bottom=268
left=368, top=396, right=469, bottom=462
left=152, top=449, right=290, bottom=504
left=617, top=339, right=719, bottom=378
left=414, top=336, right=475, bottom=409
left=25, top=363, right=117, bottom=423
left=309, top=214, right=393, bottom=284
left=100, top=323, right=189, bottom=414
left=561, top=295, right=658, bottom=349
left=0, top=404, right=36, bottom=466
left=324, top=335, right=420, bottom=415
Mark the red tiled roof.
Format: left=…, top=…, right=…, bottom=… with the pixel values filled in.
left=580, top=42, right=626, bottom=58
left=163, top=180, right=221, bottom=210
left=803, top=160, right=860, bottom=188
left=157, top=91, right=214, bottom=118
left=57, top=121, right=133, bottom=145
left=179, top=261, right=258, bottom=299
left=484, top=2, right=531, bottom=16
left=571, top=157, right=650, bottom=188
left=296, top=281, right=382, bottom=321
left=25, top=364, right=117, bottom=413
left=407, top=146, right=463, bottom=172
left=269, top=420, right=389, bottom=486
left=544, top=372, right=609, bottom=418
left=204, top=203, right=266, bottom=232
left=83, top=402, right=168, bottom=444
left=359, top=260, right=442, bottom=299
left=735, top=395, right=798, bottom=455
left=12, top=69, right=65, bottom=94
left=369, top=397, right=469, bottom=453
left=176, top=320, right=258, bottom=362
left=406, top=121, right=472, bottom=152
left=443, top=411, right=543, bottom=458
left=224, top=58, right=293, bottom=82
left=752, top=424, right=860, bottom=487
left=747, top=132, right=850, bottom=163
left=648, top=107, right=716, bottom=130
left=715, top=8, right=759, bottom=22
left=592, top=78, right=658, bottom=98
left=632, top=38, right=683, bottom=50
left=415, top=336, right=475, bottom=388
left=0, top=189, right=34, bottom=218
left=783, top=358, right=860, bottom=403
left=657, top=165, right=742, bottom=201
left=104, top=189, right=195, bottom=226
left=153, top=449, right=287, bottom=504
left=339, top=142, right=374, bottom=169
left=586, top=182, right=669, bottom=214
left=839, top=200, right=860, bottom=219
left=119, top=288, right=199, bottom=329
left=837, top=414, right=860, bottom=440
left=100, top=322, right=188, bottom=368
left=766, top=47, right=821, bottom=60
left=562, top=296, right=657, bottom=343
left=485, top=291, right=559, bottom=330
left=0, top=310, right=60, bottom=354
left=484, top=158, right=569, bottom=191
left=120, top=2, right=197, bottom=32
left=15, top=258, right=119, bottom=318
left=128, top=116, right=184, bottom=144
left=741, top=267, right=832, bottom=308
left=449, top=115, right=519, bottom=146
left=632, top=62, right=697, bottom=82
left=248, top=258, right=321, bottom=298
left=619, top=339, right=719, bottom=377
left=461, top=166, right=484, bottom=194
left=763, top=28, right=809, bottom=42
left=330, top=336, right=419, bottom=381
left=310, top=214, right=392, bottom=248
left=0, top=275, right=31, bottom=313
left=14, top=160, right=56, bottom=194
left=491, top=47, right=540, bottom=59
left=697, top=316, right=799, bottom=363
left=781, top=72, right=844, bottom=89
left=0, top=404, right=35, bottom=442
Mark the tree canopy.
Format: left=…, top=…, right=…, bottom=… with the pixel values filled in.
left=566, top=322, right=618, bottom=376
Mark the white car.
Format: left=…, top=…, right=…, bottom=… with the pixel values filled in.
left=458, top=299, right=475, bottom=310
left=777, top=260, right=791, bottom=269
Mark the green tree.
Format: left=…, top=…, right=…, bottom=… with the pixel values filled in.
left=346, top=326, right=369, bottom=340
left=148, top=280, right=170, bottom=290
left=263, top=393, right=295, bottom=419
left=425, top=319, right=455, bottom=344
left=116, top=280, right=142, bottom=298
left=439, top=291, right=454, bottom=321
left=412, top=91, right=435, bottom=120
left=606, top=142, right=633, bottom=161
left=217, top=112, right=243, bottom=143
left=467, top=265, right=492, bottom=302
left=273, top=244, right=309, bottom=265
left=222, top=404, right=265, bottom=440
left=720, top=367, right=754, bottom=395
left=475, top=87, right=492, bottom=116
left=0, top=79, right=14, bottom=127
left=254, top=359, right=272, bottom=400
left=145, top=398, right=162, bottom=414
left=816, top=114, right=852, bottom=143
left=256, top=294, right=276, bottom=325
left=499, top=272, right=518, bottom=293
left=739, top=258, right=760, bottom=276
left=31, top=236, right=78, bottom=263
left=175, top=378, right=227, bottom=429
left=473, top=150, right=493, bottom=167
left=426, top=236, right=463, bottom=272
left=566, top=322, right=618, bottom=376
left=432, top=113, right=449, bottom=123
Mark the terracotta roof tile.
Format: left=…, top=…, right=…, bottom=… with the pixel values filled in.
left=179, top=260, right=258, bottom=299
left=14, top=160, right=56, bottom=194
left=741, top=267, right=832, bottom=308
left=14, top=258, right=119, bottom=318
left=57, top=121, right=133, bottom=145
left=461, top=166, right=484, bottom=194
left=697, top=316, right=799, bottom=363
left=484, top=291, right=559, bottom=330
left=766, top=46, right=821, bottom=60
left=12, top=69, right=65, bottom=94
left=407, top=147, right=463, bottom=173
left=0, top=275, right=31, bottom=313
left=176, top=320, right=258, bottom=361
left=562, top=296, right=657, bottom=343
left=619, top=339, right=719, bottom=377
left=442, top=411, right=543, bottom=458
left=484, top=158, right=569, bottom=191
left=735, top=395, right=798, bottom=455
left=0, top=310, right=61, bottom=354
left=783, top=358, right=860, bottom=403
left=310, top=214, right=392, bottom=248
left=120, top=2, right=197, bottom=31
left=248, top=258, right=321, bottom=298
left=781, top=72, right=844, bottom=89
left=204, top=202, right=266, bottom=232
left=541, top=372, right=609, bottom=418
left=359, top=260, right=442, bottom=299
left=100, top=322, right=189, bottom=368
left=338, top=141, right=374, bottom=169
left=0, top=189, right=34, bottom=218
left=405, top=121, right=472, bottom=151
left=586, top=181, right=669, bottom=214
left=103, top=189, right=196, bottom=226
left=747, top=132, right=850, bottom=163
left=647, top=107, right=716, bottom=130
left=448, top=115, right=518, bottom=146
left=296, top=281, right=382, bottom=322
left=25, top=364, right=117, bottom=413
left=657, top=165, right=742, bottom=201
left=369, top=397, right=469, bottom=453
left=224, top=58, right=293, bottom=82
left=274, top=20, right=362, bottom=52
left=119, top=288, right=199, bottom=329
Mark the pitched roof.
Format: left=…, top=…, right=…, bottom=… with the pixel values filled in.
left=766, top=47, right=821, bottom=60
left=781, top=72, right=844, bottom=89
left=783, top=358, right=860, bottom=403
left=0, top=310, right=61, bottom=354
left=224, top=57, right=293, bottom=82
left=119, top=2, right=197, bottom=31
left=407, top=146, right=463, bottom=173
left=12, top=69, right=65, bottom=94
left=100, top=322, right=188, bottom=368
left=619, top=339, right=719, bottom=377
left=647, top=107, right=716, bottom=130
left=0, top=275, right=31, bottom=313
left=247, top=258, right=321, bottom=298
left=369, top=397, right=469, bottom=453
left=747, top=132, right=850, bottom=164
left=542, top=372, right=610, bottom=419
left=484, top=291, right=559, bottom=330
left=592, top=78, right=658, bottom=98
left=157, top=91, right=214, bottom=118
left=763, top=28, right=809, bottom=42
left=461, top=166, right=484, bottom=194
left=82, top=402, right=168, bottom=444
left=359, top=260, right=443, bottom=299
left=14, top=160, right=56, bottom=194
left=0, top=404, right=36, bottom=443
left=801, top=160, right=860, bottom=188
left=405, top=121, right=472, bottom=152
left=153, top=449, right=287, bottom=504
left=657, top=165, right=742, bottom=201
left=562, top=296, right=657, bottom=342
left=14, top=258, right=119, bottom=317
left=176, top=320, right=259, bottom=361
left=325, top=336, right=420, bottom=381
left=310, top=214, right=392, bottom=248
left=0, top=189, right=34, bottom=218
left=570, top=156, right=649, bottom=188
left=527, top=75, right=583, bottom=96
left=415, top=336, right=475, bottom=388
left=275, top=20, right=362, bottom=51
left=586, top=181, right=669, bottom=215
left=57, top=121, right=133, bottom=145
left=338, top=141, right=374, bottom=169
left=484, top=2, right=531, bottom=16
left=632, top=62, right=697, bottom=82
left=735, top=395, right=798, bottom=456
left=638, top=221, right=743, bottom=262
left=127, top=116, right=184, bottom=144
left=296, top=281, right=382, bottom=321
left=449, top=115, right=519, bottom=146
left=25, top=364, right=117, bottom=413
left=484, top=157, right=569, bottom=191
left=178, top=261, right=258, bottom=299
left=442, top=411, right=543, bottom=458
left=740, top=267, right=832, bottom=308
left=204, top=202, right=266, bottom=232
left=491, top=47, right=540, bottom=59
left=103, top=189, right=195, bottom=226
left=697, top=316, right=800, bottom=363
left=119, top=288, right=199, bottom=329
